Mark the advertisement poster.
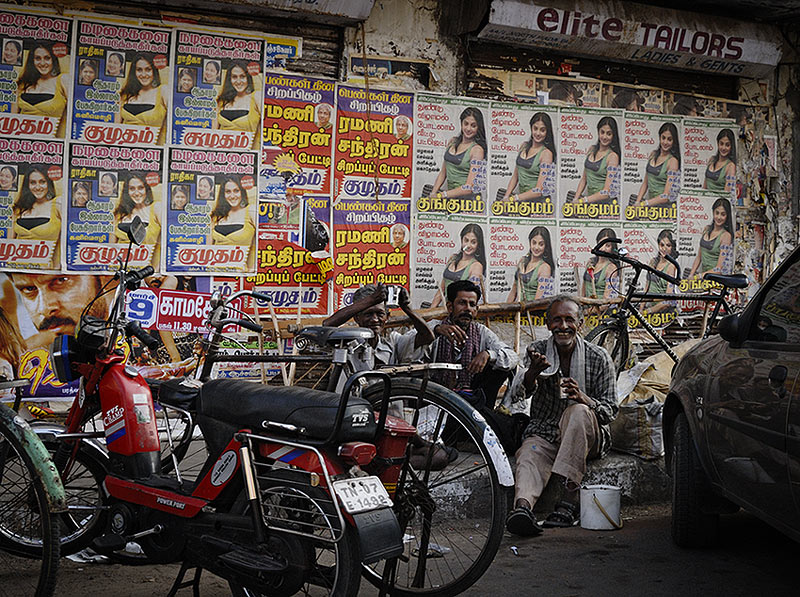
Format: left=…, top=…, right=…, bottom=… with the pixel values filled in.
left=412, top=214, right=486, bottom=309
left=0, top=272, right=107, bottom=402
left=559, top=107, right=623, bottom=221
left=244, top=195, right=332, bottom=316
left=0, top=138, right=64, bottom=271
left=557, top=221, right=622, bottom=300
left=622, top=113, right=681, bottom=223
left=678, top=189, right=735, bottom=305
left=537, top=76, right=602, bottom=108
left=487, top=218, right=557, bottom=305
left=66, top=143, right=163, bottom=271
left=414, top=94, right=488, bottom=217
left=264, top=35, right=301, bottom=69
left=488, top=102, right=558, bottom=220
left=622, top=221, right=678, bottom=328
left=260, top=73, right=335, bottom=229
left=71, top=19, right=172, bottom=146
left=171, top=28, right=264, bottom=151
left=0, top=8, right=72, bottom=138
left=332, top=197, right=410, bottom=309
left=602, top=84, right=662, bottom=114
left=333, top=84, right=414, bottom=202
left=682, top=118, right=737, bottom=199
left=165, top=147, right=258, bottom=274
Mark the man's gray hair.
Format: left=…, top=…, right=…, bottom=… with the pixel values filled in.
left=546, top=294, right=583, bottom=320
left=352, top=284, right=380, bottom=304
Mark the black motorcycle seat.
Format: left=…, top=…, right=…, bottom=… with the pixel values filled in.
left=198, top=379, right=377, bottom=443
left=296, top=326, right=373, bottom=348
left=703, top=272, right=748, bottom=289
left=149, top=377, right=201, bottom=411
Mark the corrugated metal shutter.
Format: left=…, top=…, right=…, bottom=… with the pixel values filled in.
left=465, top=38, right=739, bottom=101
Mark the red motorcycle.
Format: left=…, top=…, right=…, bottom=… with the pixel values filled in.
left=45, top=220, right=409, bottom=595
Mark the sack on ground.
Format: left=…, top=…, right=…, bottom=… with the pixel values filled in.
left=610, top=395, right=663, bottom=459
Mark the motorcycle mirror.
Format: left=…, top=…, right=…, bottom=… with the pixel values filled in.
left=127, top=215, right=146, bottom=246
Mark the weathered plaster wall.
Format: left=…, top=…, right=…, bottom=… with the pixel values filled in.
left=343, top=0, right=461, bottom=93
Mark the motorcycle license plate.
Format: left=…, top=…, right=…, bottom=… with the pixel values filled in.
left=333, top=476, right=393, bottom=514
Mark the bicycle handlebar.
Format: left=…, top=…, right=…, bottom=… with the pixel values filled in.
left=591, top=238, right=681, bottom=286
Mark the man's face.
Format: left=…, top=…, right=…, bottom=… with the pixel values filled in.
left=447, top=290, right=479, bottom=329
left=11, top=274, right=103, bottom=334
left=353, top=302, right=387, bottom=336
left=547, top=300, right=582, bottom=351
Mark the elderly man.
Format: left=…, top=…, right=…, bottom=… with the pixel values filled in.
left=427, top=279, right=518, bottom=412
left=505, top=294, right=617, bottom=536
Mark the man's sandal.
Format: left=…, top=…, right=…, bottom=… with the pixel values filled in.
left=505, top=506, right=543, bottom=537
left=542, top=500, right=580, bottom=528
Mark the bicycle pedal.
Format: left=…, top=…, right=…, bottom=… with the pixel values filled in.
left=92, top=533, right=127, bottom=554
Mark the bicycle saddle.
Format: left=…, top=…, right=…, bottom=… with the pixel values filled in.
left=295, top=326, right=373, bottom=348
left=703, top=273, right=748, bottom=289
left=198, top=379, right=376, bottom=444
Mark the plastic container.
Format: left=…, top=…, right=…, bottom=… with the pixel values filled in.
left=580, top=484, right=622, bottom=530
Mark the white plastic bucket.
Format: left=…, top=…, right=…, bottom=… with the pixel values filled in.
left=580, top=484, right=623, bottom=531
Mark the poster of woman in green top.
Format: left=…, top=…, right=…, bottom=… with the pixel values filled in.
left=688, top=197, right=733, bottom=279
left=702, top=129, right=736, bottom=194
left=570, top=116, right=621, bottom=206
left=506, top=226, right=556, bottom=302
left=633, top=122, right=681, bottom=209
left=500, top=112, right=557, bottom=206
left=643, top=229, right=679, bottom=314
left=428, top=107, right=487, bottom=201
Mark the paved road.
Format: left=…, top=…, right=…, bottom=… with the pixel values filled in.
left=1, top=504, right=796, bottom=596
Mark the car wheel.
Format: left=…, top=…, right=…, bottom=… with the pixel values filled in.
left=671, top=412, right=719, bottom=547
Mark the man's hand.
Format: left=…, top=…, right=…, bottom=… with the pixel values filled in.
left=467, top=350, right=490, bottom=374
left=436, top=321, right=468, bottom=344
left=398, top=286, right=411, bottom=309
left=561, top=377, right=593, bottom=407
left=526, top=346, right=550, bottom=377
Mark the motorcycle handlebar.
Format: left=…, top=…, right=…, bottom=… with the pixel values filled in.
left=217, top=318, right=263, bottom=333
left=125, top=320, right=159, bottom=350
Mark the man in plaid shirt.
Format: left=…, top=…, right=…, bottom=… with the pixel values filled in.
left=505, top=294, right=617, bottom=536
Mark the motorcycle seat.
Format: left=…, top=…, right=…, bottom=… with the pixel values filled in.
left=198, top=379, right=377, bottom=444
left=149, top=377, right=201, bottom=411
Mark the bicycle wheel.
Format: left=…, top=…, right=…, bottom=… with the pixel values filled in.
left=585, top=320, right=629, bottom=373
left=362, top=378, right=508, bottom=597
left=0, top=408, right=61, bottom=596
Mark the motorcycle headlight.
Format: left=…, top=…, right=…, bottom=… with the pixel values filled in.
left=50, top=335, right=79, bottom=383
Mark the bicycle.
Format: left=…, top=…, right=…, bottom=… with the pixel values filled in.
left=0, top=381, right=66, bottom=597
left=584, top=237, right=748, bottom=371
left=154, top=294, right=513, bottom=597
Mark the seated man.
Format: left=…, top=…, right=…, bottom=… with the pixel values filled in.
left=427, top=279, right=519, bottom=412
left=505, top=294, right=617, bottom=536
left=323, top=284, right=453, bottom=469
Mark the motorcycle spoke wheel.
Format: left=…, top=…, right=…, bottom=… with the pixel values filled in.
left=363, top=379, right=506, bottom=597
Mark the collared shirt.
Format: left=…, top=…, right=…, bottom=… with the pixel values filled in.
left=424, top=319, right=519, bottom=373
left=508, top=337, right=618, bottom=457
left=339, top=329, right=422, bottom=394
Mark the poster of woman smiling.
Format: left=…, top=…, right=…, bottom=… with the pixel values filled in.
left=171, top=27, right=264, bottom=151
left=0, top=7, right=72, bottom=138
left=71, top=19, right=171, bottom=146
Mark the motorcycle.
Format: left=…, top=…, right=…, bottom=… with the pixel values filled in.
left=45, top=217, right=408, bottom=595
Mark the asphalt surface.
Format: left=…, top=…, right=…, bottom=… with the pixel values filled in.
left=0, top=503, right=797, bottom=596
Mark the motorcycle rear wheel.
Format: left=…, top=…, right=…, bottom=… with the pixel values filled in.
left=228, top=485, right=362, bottom=597
left=362, top=378, right=507, bottom=597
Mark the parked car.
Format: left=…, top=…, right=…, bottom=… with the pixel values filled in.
left=664, top=246, right=800, bottom=547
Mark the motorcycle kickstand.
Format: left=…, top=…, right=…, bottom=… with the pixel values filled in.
left=166, top=561, right=203, bottom=597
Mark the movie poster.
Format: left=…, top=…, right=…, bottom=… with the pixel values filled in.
left=487, top=218, right=557, bottom=305
left=536, top=76, right=602, bottom=108
left=165, top=147, right=258, bottom=274
left=622, top=113, right=681, bottom=224
left=0, top=138, right=64, bottom=271
left=71, top=19, right=172, bottom=146
left=171, top=27, right=264, bottom=151
left=602, top=84, right=661, bottom=114
left=413, top=94, right=488, bottom=217
left=66, top=143, right=163, bottom=271
left=558, top=107, right=623, bottom=221
left=488, top=102, right=558, bottom=220
left=0, top=8, right=72, bottom=138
